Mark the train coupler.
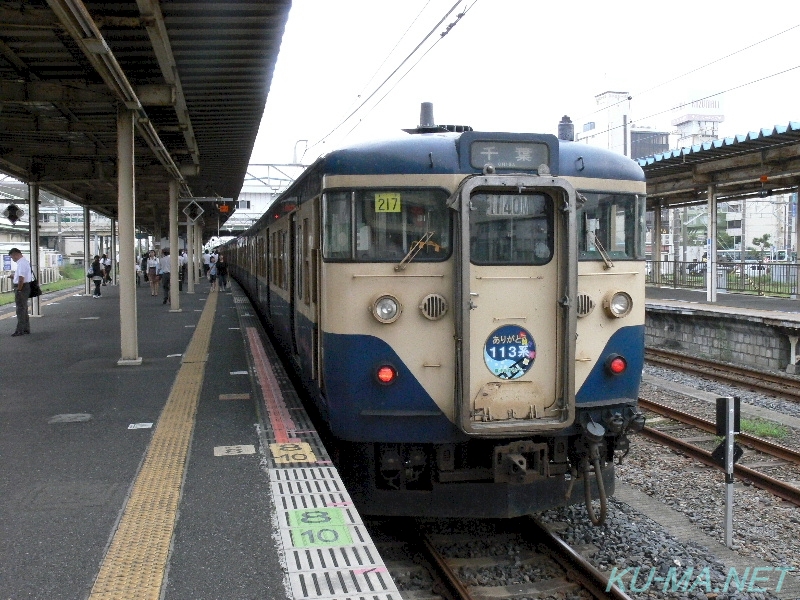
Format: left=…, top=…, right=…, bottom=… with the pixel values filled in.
left=493, top=441, right=549, bottom=483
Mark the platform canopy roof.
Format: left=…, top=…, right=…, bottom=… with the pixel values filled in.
left=638, top=122, right=800, bottom=210
left=0, top=0, right=291, bottom=239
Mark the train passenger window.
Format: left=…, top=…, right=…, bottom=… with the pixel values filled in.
left=322, top=189, right=450, bottom=261
left=578, top=193, right=645, bottom=261
left=469, top=193, right=553, bottom=265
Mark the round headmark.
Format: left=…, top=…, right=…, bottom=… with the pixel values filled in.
left=483, top=325, right=536, bottom=380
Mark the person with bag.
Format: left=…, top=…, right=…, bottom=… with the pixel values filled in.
left=88, top=255, right=103, bottom=298
left=7, top=247, right=31, bottom=336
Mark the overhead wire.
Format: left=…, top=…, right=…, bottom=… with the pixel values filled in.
left=576, top=22, right=800, bottom=122
left=349, top=0, right=434, bottom=107
left=342, top=1, right=476, bottom=139
left=306, top=0, right=466, bottom=155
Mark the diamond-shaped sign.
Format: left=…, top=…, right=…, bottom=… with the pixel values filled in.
left=3, top=203, right=24, bottom=224
left=182, top=200, right=204, bottom=222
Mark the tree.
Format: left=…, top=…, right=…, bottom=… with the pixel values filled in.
left=752, top=234, right=772, bottom=260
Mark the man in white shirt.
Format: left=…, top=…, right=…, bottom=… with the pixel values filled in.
left=158, top=248, right=171, bottom=304
left=101, top=253, right=112, bottom=285
left=8, top=248, right=32, bottom=336
left=202, top=250, right=211, bottom=279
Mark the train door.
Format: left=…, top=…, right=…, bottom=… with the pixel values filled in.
left=309, top=198, right=321, bottom=382
left=289, top=212, right=298, bottom=358
left=452, top=175, right=577, bottom=434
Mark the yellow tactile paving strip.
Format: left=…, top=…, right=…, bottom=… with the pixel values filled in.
left=87, top=291, right=218, bottom=599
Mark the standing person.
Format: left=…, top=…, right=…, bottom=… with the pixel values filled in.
left=146, top=250, right=160, bottom=297
left=202, top=249, right=211, bottom=280
left=88, top=255, right=103, bottom=298
left=102, top=253, right=112, bottom=285
left=208, top=254, right=218, bottom=292
left=178, top=249, right=188, bottom=291
left=216, top=253, right=229, bottom=291
left=140, top=253, right=148, bottom=284
left=8, top=248, right=32, bottom=337
left=158, top=248, right=171, bottom=304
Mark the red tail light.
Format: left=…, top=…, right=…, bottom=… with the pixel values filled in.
left=376, top=365, right=397, bottom=384
left=606, top=354, right=627, bottom=375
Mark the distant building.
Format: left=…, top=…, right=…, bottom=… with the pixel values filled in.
left=671, top=98, right=724, bottom=149
left=576, top=91, right=670, bottom=159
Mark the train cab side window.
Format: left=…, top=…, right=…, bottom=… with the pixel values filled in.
left=578, top=193, right=645, bottom=261
left=323, top=189, right=450, bottom=262
left=323, top=192, right=353, bottom=259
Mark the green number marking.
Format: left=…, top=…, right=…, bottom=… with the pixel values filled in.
left=288, top=508, right=353, bottom=547
left=288, top=508, right=344, bottom=527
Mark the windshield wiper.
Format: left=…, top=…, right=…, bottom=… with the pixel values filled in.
left=592, top=232, right=615, bottom=270
left=395, top=231, right=439, bottom=271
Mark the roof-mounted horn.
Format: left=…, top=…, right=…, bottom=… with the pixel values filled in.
left=403, top=102, right=473, bottom=134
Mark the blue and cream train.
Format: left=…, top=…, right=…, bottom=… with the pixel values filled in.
left=223, top=105, right=646, bottom=523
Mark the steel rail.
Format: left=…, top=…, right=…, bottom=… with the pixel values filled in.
left=640, top=426, right=800, bottom=508
left=415, top=524, right=631, bottom=600
left=525, top=518, right=635, bottom=600
left=645, top=348, right=800, bottom=403
left=417, top=531, right=477, bottom=600
left=639, top=397, right=800, bottom=465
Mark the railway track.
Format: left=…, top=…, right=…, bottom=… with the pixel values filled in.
left=371, top=517, right=632, bottom=600
left=645, top=347, right=800, bottom=402
left=639, top=397, right=800, bottom=508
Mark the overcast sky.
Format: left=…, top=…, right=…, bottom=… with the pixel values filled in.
left=249, top=0, right=800, bottom=165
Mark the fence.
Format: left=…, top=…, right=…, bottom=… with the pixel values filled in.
left=646, top=260, right=799, bottom=297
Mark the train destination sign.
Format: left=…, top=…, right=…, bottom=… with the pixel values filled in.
left=482, top=193, right=546, bottom=217
left=470, top=141, right=549, bottom=170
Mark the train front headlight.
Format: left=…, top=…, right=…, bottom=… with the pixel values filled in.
left=371, top=294, right=402, bottom=323
left=603, top=291, right=632, bottom=318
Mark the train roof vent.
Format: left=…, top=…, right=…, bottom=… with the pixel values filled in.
left=403, top=102, right=472, bottom=134
left=419, top=293, right=448, bottom=321
left=576, top=293, right=595, bottom=318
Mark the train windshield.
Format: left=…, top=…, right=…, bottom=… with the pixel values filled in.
left=323, top=188, right=451, bottom=261
left=578, top=192, right=645, bottom=261
left=469, top=193, right=553, bottom=265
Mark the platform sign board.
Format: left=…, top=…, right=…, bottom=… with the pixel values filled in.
left=182, top=200, right=204, bottom=222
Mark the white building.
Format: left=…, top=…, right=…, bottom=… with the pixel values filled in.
left=576, top=91, right=671, bottom=159
left=671, top=98, right=724, bottom=149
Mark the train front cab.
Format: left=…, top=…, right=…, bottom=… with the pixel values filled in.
left=337, top=173, right=644, bottom=521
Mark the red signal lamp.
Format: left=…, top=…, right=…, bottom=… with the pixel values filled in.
left=376, top=365, right=397, bottom=384
left=605, top=354, right=627, bottom=375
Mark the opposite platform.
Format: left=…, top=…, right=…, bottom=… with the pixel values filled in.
left=646, top=285, right=800, bottom=373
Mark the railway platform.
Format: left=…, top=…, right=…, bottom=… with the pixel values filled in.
left=646, top=286, right=800, bottom=374
left=0, top=282, right=398, bottom=600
